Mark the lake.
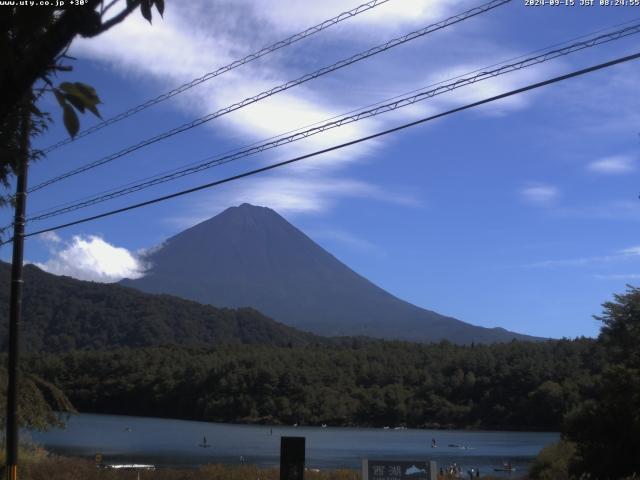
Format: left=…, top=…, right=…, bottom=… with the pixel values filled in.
left=28, top=413, right=558, bottom=476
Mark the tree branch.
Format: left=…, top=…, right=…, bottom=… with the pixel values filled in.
left=101, top=0, right=121, bottom=17
left=0, top=0, right=143, bottom=122
left=85, top=1, right=140, bottom=37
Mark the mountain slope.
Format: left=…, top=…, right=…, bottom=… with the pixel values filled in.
left=0, top=261, right=319, bottom=352
left=122, top=203, right=539, bottom=343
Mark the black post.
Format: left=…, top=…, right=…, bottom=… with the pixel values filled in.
left=280, top=436, right=305, bottom=480
left=5, top=104, right=30, bottom=480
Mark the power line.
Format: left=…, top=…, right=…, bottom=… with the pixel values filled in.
left=39, top=0, right=394, bottom=155
left=28, top=16, right=640, bottom=221
left=22, top=15, right=640, bottom=224
left=27, top=0, right=510, bottom=194
left=24, top=22, right=640, bottom=223
left=4, top=50, right=637, bottom=246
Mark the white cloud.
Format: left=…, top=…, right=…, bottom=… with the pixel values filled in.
left=242, top=0, right=459, bottom=36
left=69, top=0, right=532, bottom=218
left=161, top=170, right=422, bottom=229
left=421, top=60, right=560, bottom=116
left=594, top=273, right=640, bottom=280
left=588, top=155, right=635, bottom=175
left=520, top=184, right=559, bottom=207
left=525, top=254, right=621, bottom=268
left=620, top=245, right=640, bottom=256
left=311, top=228, right=385, bottom=255
left=524, top=244, right=640, bottom=268
left=35, top=235, right=146, bottom=282
left=37, top=231, right=62, bottom=245
left=546, top=64, right=640, bottom=138
left=208, top=173, right=421, bottom=215
left=556, top=200, right=640, bottom=222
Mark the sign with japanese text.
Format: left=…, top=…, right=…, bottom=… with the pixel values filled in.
left=362, top=459, right=437, bottom=480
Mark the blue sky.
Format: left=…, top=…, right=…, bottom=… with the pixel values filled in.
left=1, top=0, right=639, bottom=338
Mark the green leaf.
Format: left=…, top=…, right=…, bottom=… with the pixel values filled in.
left=57, top=81, right=102, bottom=119
left=60, top=82, right=100, bottom=105
left=64, top=93, right=86, bottom=113
left=73, top=82, right=101, bottom=104
left=154, top=0, right=164, bottom=17
left=140, top=0, right=152, bottom=23
left=58, top=82, right=78, bottom=96
left=53, top=89, right=66, bottom=108
left=86, top=103, right=102, bottom=119
left=62, top=103, right=80, bottom=138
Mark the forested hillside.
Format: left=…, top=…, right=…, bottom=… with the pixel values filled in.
left=22, top=338, right=601, bottom=431
left=0, top=262, right=319, bottom=351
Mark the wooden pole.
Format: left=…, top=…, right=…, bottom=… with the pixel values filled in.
left=5, top=101, right=30, bottom=480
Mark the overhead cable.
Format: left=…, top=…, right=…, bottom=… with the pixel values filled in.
left=40, top=0, right=394, bottom=154
left=25, top=22, right=640, bottom=223
left=4, top=50, right=637, bottom=245
left=31, top=15, right=640, bottom=220
left=28, top=0, right=511, bottom=194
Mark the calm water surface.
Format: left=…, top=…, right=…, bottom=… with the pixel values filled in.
left=29, top=413, right=558, bottom=476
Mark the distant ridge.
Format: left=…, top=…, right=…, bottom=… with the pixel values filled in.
left=0, top=261, right=319, bottom=352
left=122, top=203, right=540, bottom=343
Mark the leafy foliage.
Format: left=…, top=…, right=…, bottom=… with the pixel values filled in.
left=563, top=286, right=640, bottom=478
left=21, top=339, right=601, bottom=431
left=0, top=367, right=75, bottom=431
left=0, top=455, right=356, bottom=480
left=528, top=441, right=576, bottom=480
left=0, top=0, right=165, bottom=122
left=0, top=0, right=166, bottom=209
left=0, top=93, right=50, bottom=213
left=0, top=261, right=606, bottom=432
left=53, top=82, right=102, bottom=137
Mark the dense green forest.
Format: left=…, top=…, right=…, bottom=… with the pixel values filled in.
left=1, top=263, right=638, bottom=476
left=20, top=338, right=601, bottom=431
left=0, top=262, right=321, bottom=351
left=0, top=367, right=74, bottom=430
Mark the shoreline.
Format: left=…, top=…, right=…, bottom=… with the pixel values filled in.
left=29, top=412, right=552, bottom=476
left=62, top=410, right=561, bottom=434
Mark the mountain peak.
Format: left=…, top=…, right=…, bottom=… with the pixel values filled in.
left=123, top=205, right=539, bottom=344
left=163, top=203, right=284, bottom=244
left=212, top=203, right=282, bottom=223
left=233, top=202, right=268, bottom=212
left=237, top=202, right=262, bottom=209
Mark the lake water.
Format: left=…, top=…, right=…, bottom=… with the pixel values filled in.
left=29, top=413, right=558, bottom=477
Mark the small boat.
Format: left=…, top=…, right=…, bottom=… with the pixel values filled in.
left=105, top=464, right=155, bottom=471
left=321, top=424, right=327, bottom=428
left=198, top=435, right=211, bottom=448
left=383, top=426, right=390, bottom=430
left=494, top=462, right=515, bottom=472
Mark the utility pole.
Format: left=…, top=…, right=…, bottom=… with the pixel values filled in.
left=5, top=102, right=30, bottom=480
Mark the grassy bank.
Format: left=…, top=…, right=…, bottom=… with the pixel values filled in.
left=11, top=460, right=358, bottom=480
left=2, top=447, right=511, bottom=480
left=0, top=447, right=359, bottom=480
